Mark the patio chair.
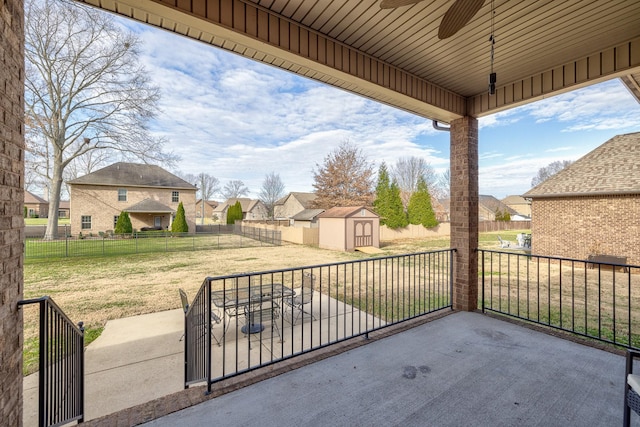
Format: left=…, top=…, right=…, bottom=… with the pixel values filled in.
left=624, top=349, right=640, bottom=426
left=283, top=272, right=316, bottom=325
left=497, top=236, right=510, bottom=248
left=179, top=288, right=222, bottom=346
left=243, top=301, right=282, bottom=349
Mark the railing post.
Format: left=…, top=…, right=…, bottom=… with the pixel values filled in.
left=38, top=299, right=47, bottom=427
left=449, top=249, right=454, bottom=307
left=480, top=250, right=485, bottom=313
left=206, top=279, right=212, bottom=394
left=78, top=321, right=85, bottom=424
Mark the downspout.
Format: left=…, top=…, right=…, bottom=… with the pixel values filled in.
left=432, top=120, right=450, bottom=132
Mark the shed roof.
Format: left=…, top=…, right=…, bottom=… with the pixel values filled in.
left=317, top=206, right=378, bottom=219
left=524, top=132, right=640, bottom=198
left=67, top=162, right=196, bottom=190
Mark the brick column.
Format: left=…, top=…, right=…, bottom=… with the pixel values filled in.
left=0, top=0, right=25, bottom=426
left=450, top=116, right=478, bottom=311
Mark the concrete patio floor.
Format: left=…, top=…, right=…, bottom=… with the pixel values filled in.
left=22, top=291, right=380, bottom=425
left=142, top=311, right=628, bottom=427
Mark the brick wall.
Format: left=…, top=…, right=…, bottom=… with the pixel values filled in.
left=532, top=194, right=640, bottom=265
left=70, top=185, right=197, bottom=233
left=0, top=0, right=24, bottom=425
left=450, top=117, right=479, bottom=311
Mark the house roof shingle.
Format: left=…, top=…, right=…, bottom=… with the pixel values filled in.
left=291, top=209, right=325, bottom=221
left=524, top=132, right=640, bottom=198
left=125, top=199, right=174, bottom=213
left=275, top=192, right=317, bottom=208
left=67, top=162, right=196, bottom=190
left=24, top=191, right=48, bottom=204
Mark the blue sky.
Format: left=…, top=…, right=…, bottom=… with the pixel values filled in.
left=125, top=20, right=640, bottom=200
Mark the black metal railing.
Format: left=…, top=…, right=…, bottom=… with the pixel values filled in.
left=480, top=249, right=640, bottom=349
left=25, top=225, right=281, bottom=259
left=18, top=297, right=84, bottom=427
left=184, top=249, right=455, bottom=392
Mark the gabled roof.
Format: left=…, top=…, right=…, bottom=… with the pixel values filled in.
left=479, top=195, right=518, bottom=215
left=501, top=195, right=530, bottom=205
left=59, top=201, right=70, bottom=209
left=214, top=198, right=263, bottom=213
left=317, top=206, right=378, bottom=219
left=196, top=199, right=219, bottom=208
left=524, top=132, right=640, bottom=198
left=124, top=199, right=174, bottom=213
left=67, top=162, right=196, bottom=190
left=291, top=209, right=325, bottom=221
left=276, top=192, right=317, bottom=208
left=24, top=191, right=48, bottom=204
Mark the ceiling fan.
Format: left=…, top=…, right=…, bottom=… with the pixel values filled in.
left=379, top=0, right=485, bottom=39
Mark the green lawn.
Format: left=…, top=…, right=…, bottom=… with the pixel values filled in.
left=25, top=217, right=70, bottom=225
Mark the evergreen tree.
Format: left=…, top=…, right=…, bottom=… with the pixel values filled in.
left=386, top=182, right=409, bottom=228
left=114, top=211, right=133, bottom=234
left=373, top=163, right=408, bottom=229
left=407, top=177, right=438, bottom=228
left=226, top=201, right=243, bottom=224
left=171, top=202, right=188, bottom=232
left=373, top=163, right=391, bottom=223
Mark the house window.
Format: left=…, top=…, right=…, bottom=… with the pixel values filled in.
left=172, top=191, right=179, bottom=203
left=81, top=215, right=92, bottom=230
left=58, top=210, right=66, bottom=218
left=118, top=189, right=127, bottom=202
left=113, top=216, right=119, bottom=227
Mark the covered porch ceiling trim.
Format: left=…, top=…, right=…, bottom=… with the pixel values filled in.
left=79, top=0, right=640, bottom=123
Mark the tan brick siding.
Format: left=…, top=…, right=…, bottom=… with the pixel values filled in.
left=1, top=0, right=25, bottom=424
left=70, top=185, right=197, bottom=234
left=531, top=195, right=640, bottom=266
left=274, top=198, right=304, bottom=219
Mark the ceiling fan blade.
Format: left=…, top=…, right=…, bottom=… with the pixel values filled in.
left=438, top=0, right=485, bottom=39
left=380, top=0, right=424, bottom=9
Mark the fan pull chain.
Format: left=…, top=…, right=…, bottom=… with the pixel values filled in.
left=488, top=0, right=496, bottom=95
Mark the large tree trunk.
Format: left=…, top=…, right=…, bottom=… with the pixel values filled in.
left=43, top=163, right=63, bottom=240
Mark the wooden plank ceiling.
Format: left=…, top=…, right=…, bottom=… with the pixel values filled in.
left=78, top=0, right=640, bottom=123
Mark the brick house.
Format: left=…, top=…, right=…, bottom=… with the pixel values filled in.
left=195, top=199, right=219, bottom=222
left=67, top=162, right=197, bottom=234
left=213, top=198, right=269, bottom=223
left=523, top=132, right=640, bottom=265
left=24, top=190, right=48, bottom=218
left=274, top=192, right=317, bottom=219
left=501, top=195, right=531, bottom=217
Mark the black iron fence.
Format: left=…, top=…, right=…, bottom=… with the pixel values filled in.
left=18, top=297, right=84, bottom=427
left=184, top=249, right=455, bottom=392
left=25, top=225, right=281, bottom=259
left=480, top=249, right=640, bottom=349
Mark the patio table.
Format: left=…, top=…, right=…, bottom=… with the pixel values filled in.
left=211, top=283, right=294, bottom=334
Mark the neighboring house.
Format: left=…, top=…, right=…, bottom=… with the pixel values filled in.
left=501, top=195, right=532, bottom=217
left=440, top=195, right=517, bottom=221
left=478, top=195, right=518, bottom=221
left=195, top=199, right=219, bottom=220
left=274, top=192, right=317, bottom=220
left=58, top=200, right=70, bottom=219
left=213, top=198, right=269, bottom=223
left=318, top=206, right=380, bottom=251
left=290, top=209, right=325, bottom=228
left=67, top=162, right=197, bottom=234
left=24, top=191, right=48, bottom=218
left=523, top=132, right=640, bottom=265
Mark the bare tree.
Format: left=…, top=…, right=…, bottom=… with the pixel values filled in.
left=312, top=140, right=375, bottom=209
left=531, top=160, right=574, bottom=187
left=222, top=180, right=249, bottom=199
left=259, top=172, right=286, bottom=219
left=24, top=0, right=177, bottom=239
left=435, top=168, right=450, bottom=199
left=391, top=157, right=438, bottom=207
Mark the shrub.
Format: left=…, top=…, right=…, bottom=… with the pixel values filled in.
left=171, top=202, right=189, bottom=233
left=114, top=211, right=133, bottom=234
left=226, top=201, right=243, bottom=225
